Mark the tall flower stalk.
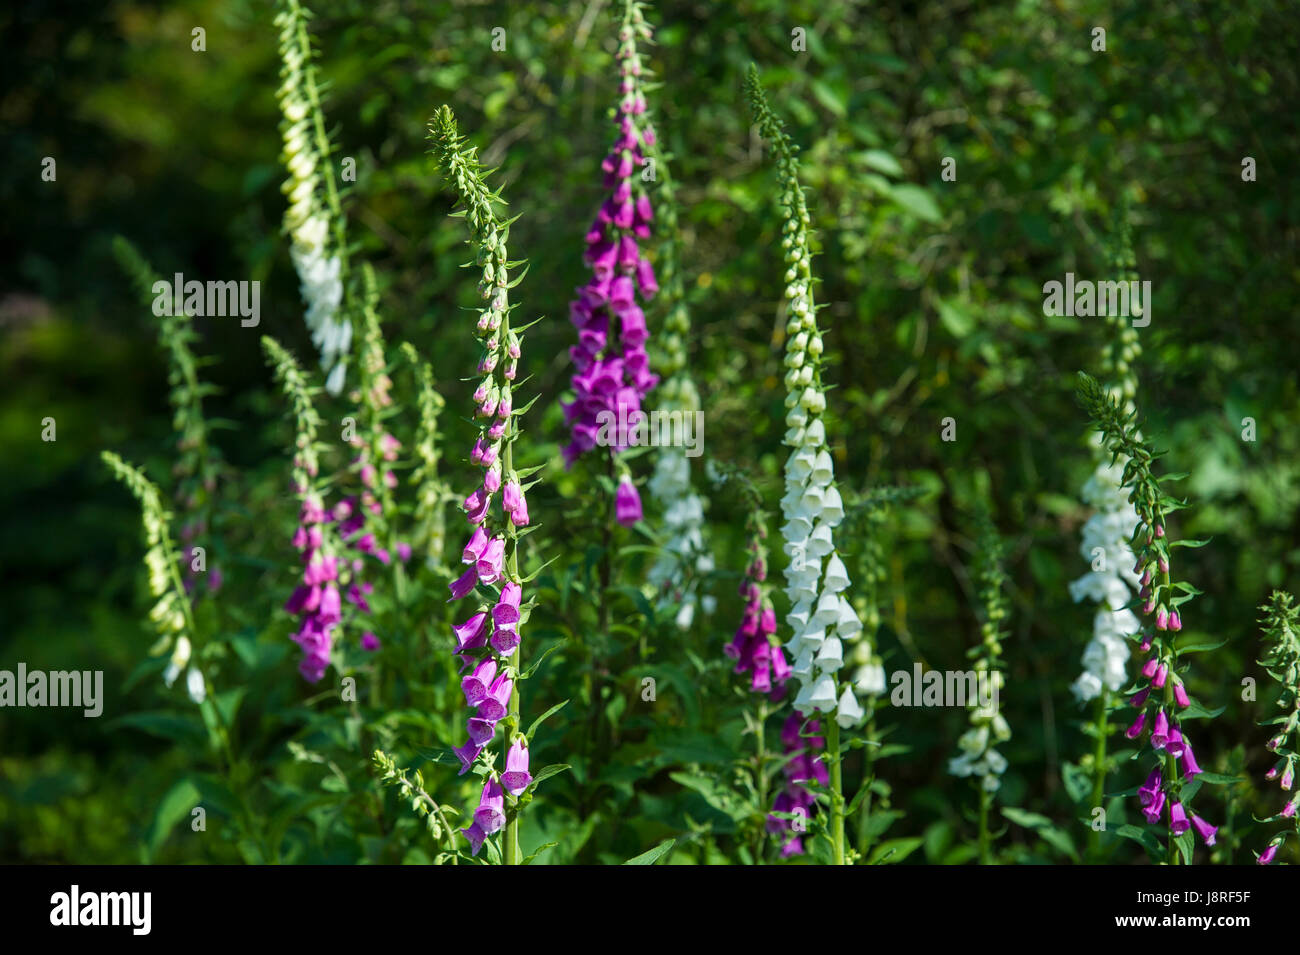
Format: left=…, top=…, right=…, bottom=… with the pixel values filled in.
left=643, top=17, right=711, bottom=630
left=747, top=64, right=861, bottom=865
left=102, top=451, right=263, bottom=854
left=429, top=105, right=544, bottom=865
left=723, top=473, right=787, bottom=697
left=101, top=452, right=207, bottom=705
left=562, top=0, right=659, bottom=513
left=948, top=509, right=1011, bottom=864
left=1069, top=215, right=1143, bottom=860
left=333, top=265, right=412, bottom=653
left=1077, top=372, right=1219, bottom=864
left=844, top=485, right=921, bottom=859
left=400, top=341, right=450, bottom=570
left=264, top=336, right=347, bottom=683
left=113, top=237, right=224, bottom=600
left=1254, top=591, right=1300, bottom=865
left=275, top=0, right=351, bottom=393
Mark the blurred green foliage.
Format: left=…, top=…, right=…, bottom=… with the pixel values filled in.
left=3, top=0, right=1299, bottom=863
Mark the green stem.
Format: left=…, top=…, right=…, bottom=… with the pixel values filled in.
left=1087, top=688, right=1109, bottom=862
left=753, top=699, right=769, bottom=864
left=1158, top=565, right=1182, bottom=866
left=856, top=709, right=878, bottom=860
left=502, top=349, right=522, bottom=867
left=827, top=716, right=845, bottom=865
left=978, top=786, right=991, bottom=865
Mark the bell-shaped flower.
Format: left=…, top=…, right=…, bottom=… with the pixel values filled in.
left=835, top=686, right=864, bottom=727
left=502, top=738, right=533, bottom=796
left=461, top=657, right=498, bottom=707
left=473, top=777, right=506, bottom=835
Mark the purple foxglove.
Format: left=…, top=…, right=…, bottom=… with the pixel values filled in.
left=501, top=738, right=533, bottom=796
left=454, top=611, right=489, bottom=653
left=467, top=715, right=497, bottom=747
left=1150, top=709, right=1170, bottom=749
left=448, top=566, right=477, bottom=601
left=476, top=535, right=506, bottom=584
left=462, top=657, right=498, bottom=706
left=1142, top=789, right=1165, bottom=824
left=453, top=739, right=484, bottom=775
left=615, top=476, right=642, bottom=526
left=1138, top=767, right=1162, bottom=807
left=477, top=672, right=514, bottom=722
left=1181, top=739, right=1203, bottom=778
left=473, top=777, right=506, bottom=835
left=1125, top=711, right=1147, bottom=740
left=1168, top=800, right=1190, bottom=836
left=461, top=820, right=487, bottom=856
left=1190, top=813, right=1217, bottom=846
left=462, top=526, right=489, bottom=563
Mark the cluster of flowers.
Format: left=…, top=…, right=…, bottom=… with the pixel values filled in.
left=285, top=491, right=341, bottom=681
left=1078, top=373, right=1218, bottom=851
left=747, top=69, right=863, bottom=728
left=948, top=517, right=1011, bottom=791
left=1121, top=528, right=1217, bottom=847
left=334, top=365, right=407, bottom=651
left=639, top=15, right=712, bottom=630
left=562, top=2, right=659, bottom=523
left=845, top=492, right=906, bottom=699
left=647, top=450, right=713, bottom=628
left=1255, top=591, right=1300, bottom=865
left=263, top=337, right=350, bottom=683
left=275, top=0, right=349, bottom=394
left=429, top=106, right=536, bottom=858
left=1069, top=458, right=1141, bottom=702
left=1072, top=222, right=1144, bottom=704
left=767, top=714, right=828, bottom=857
left=725, top=486, right=789, bottom=696
left=102, top=452, right=208, bottom=704
left=401, top=342, right=450, bottom=569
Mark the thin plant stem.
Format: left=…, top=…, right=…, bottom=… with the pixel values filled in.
left=827, top=717, right=846, bottom=865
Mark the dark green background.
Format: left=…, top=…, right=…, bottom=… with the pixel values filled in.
left=3, top=0, right=1298, bottom=863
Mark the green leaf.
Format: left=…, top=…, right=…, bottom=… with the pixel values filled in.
left=522, top=841, right=558, bottom=865
left=518, top=643, right=560, bottom=680
left=866, top=837, right=923, bottom=865
left=1115, top=823, right=1163, bottom=859
left=1180, top=701, right=1226, bottom=720
left=1174, top=636, right=1226, bottom=655
left=525, top=699, right=569, bottom=739
left=528, top=764, right=571, bottom=788
left=107, top=711, right=208, bottom=747
left=622, top=837, right=675, bottom=865
left=887, top=183, right=942, bottom=223
left=859, top=149, right=903, bottom=177
left=1193, top=771, right=1244, bottom=785
left=937, top=299, right=974, bottom=338
left=1000, top=807, right=1054, bottom=829
left=1062, top=762, right=1092, bottom=804
left=416, top=747, right=462, bottom=766
left=148, top=778, right=201, bottom=860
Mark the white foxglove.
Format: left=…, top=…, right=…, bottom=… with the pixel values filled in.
left=1069, top=456, right=1140, bottom=702
left=275, top=0, right=350, bottom=394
